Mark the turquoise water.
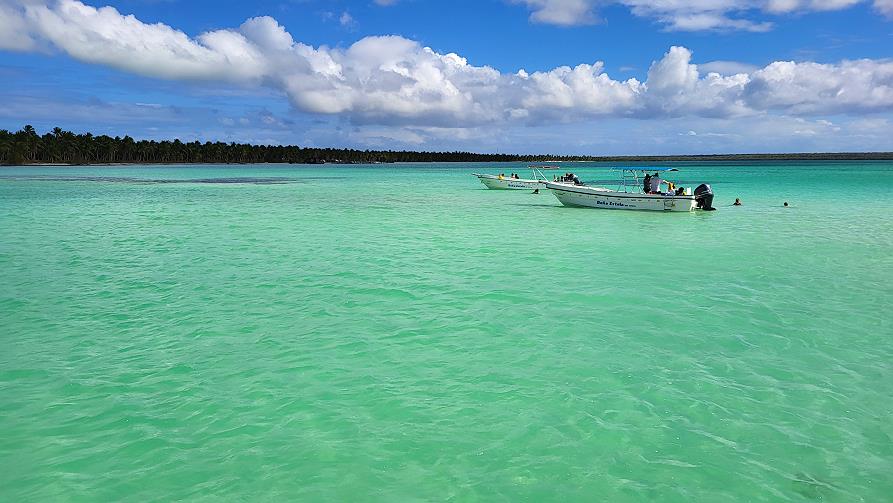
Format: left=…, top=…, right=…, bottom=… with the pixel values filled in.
left=1, top=162, right=891, bottom=501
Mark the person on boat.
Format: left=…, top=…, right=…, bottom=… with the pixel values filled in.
left=643, top=173, right=651, bottom=193
left=498, top=173, right=504, bottom=180
left=734, top=198, right=742, bottom=206
left=649, top=172, right=666, bottom=194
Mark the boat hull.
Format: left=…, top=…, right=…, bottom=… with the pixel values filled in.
left=546, top=183, right=697, bottom=212
left=474, top=174, right=546, bottom=190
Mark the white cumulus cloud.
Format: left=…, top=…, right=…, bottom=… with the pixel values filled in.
left=513, top=0, right=891, bottom=30
left=744, top=59, right=893, bottom=114
left=512, top=0, right=598, bottom=25
left=0, top=1, right=38, bottom=50
left=1, top=0, right=893, bottom=129
left=874, top=0, right=893, bottom=15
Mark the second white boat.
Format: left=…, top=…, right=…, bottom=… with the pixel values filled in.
left=472, top=165, right=557, bottom=190
left=473, top=173, right=545, bottom=190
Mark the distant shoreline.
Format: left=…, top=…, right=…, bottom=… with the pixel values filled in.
left=6, top=152, right=893, bottom=167
left=4, top=124, right=893, bottom=165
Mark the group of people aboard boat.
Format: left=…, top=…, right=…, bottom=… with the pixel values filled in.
left=553, top=172, right=583, bottom=185
left=643, top=172, right=686, bottom=196
left=496, top=173, right=522, bottom=180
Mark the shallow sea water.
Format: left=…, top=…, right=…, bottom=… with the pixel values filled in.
left=1, top=162, right=891, bottom=501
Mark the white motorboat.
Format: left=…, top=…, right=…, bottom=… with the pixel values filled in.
left=473, top=165, right=557, bottom=190
left=546, top=168, right=716, bottom=212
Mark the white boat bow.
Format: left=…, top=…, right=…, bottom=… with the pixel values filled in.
left=472, top=173, right=547, bottom=190
left=472, top=165, right=558, bottom=191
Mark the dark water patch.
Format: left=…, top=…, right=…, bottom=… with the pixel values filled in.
left=0, top=175, right=344, bottom=185
left=154, top=177, right=300, bottom=185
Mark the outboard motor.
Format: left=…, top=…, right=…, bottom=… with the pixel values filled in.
left=694, top=183, right=716, bottom=211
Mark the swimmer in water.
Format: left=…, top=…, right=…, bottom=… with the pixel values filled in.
left=733, top=198, right=742, bottom=206
left=784, top=201, right=789, bottom=207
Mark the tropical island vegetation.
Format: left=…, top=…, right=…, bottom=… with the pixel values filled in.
left=2, top=125, right=892, bottom=165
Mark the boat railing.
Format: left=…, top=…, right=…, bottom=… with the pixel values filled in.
left=612, top=167, right=683, bottom=194
left=610, top=168, right=644, bottom=193
left=529, top=166, right=554, bottom=182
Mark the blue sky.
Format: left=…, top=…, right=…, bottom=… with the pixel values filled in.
left=1, top=0, right=892, bottom=154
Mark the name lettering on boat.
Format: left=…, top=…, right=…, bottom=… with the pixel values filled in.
left=596, top=200, right=633, bottom=207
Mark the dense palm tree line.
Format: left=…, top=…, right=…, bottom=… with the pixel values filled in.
left=1, top=125, right=890, bottom=165
left=0, top=125, right=557, bottom=165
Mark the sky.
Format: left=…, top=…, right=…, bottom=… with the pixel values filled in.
left=1, top=0, right=892, bottom=155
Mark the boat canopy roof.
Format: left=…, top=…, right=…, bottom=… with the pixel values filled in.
left=528, top=164, right=560, bottom=170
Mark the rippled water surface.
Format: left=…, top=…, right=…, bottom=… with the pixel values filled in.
left=2, top=162, right=891, bottom=501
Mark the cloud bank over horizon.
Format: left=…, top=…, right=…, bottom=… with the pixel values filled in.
left=3, top=0, right=893, bottom=128
left=1, top=0, right=892, bottom=153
